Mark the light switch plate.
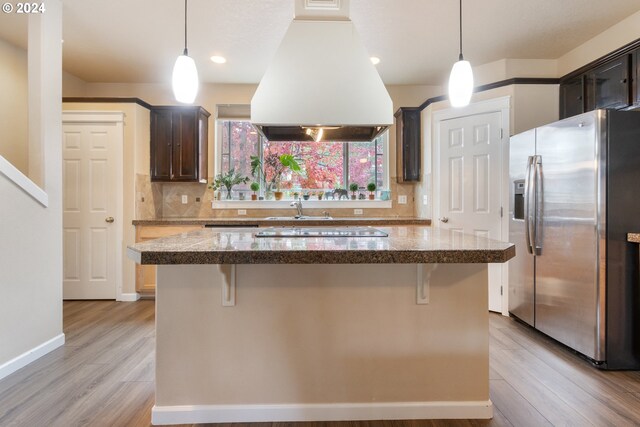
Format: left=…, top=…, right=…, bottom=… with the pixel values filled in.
left=423, top=195, right=428, bottom=205
left=237, top=209, right=247, bottom=216
left=398, top=195, right=408, bottom=204
left=353, top=209, right=363, bottom=215
left=181, top=195, right=188, bottom=204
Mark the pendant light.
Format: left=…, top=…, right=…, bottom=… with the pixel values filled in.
left=172, top=0, right=198, bottom=104
left=448, top=0, right=473, bottom=107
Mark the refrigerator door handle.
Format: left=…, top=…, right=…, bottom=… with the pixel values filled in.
left=524, top=156, right=535, bottom=254
left=533, top=155, right=543, bottom=255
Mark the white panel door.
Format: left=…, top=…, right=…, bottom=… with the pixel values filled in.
left=63, top=123, right=118, bottom=299
left=438, top=111, right=503, bottom=312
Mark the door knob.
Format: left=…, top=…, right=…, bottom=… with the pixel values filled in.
left=439, top=217, right=449, bottom=223
left=105, top=217, right=115, bottom=223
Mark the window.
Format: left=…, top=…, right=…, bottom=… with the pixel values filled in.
left=217, top=120, right=387, bottom=193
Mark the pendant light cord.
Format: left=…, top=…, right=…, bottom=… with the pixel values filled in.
left=458, top=0, right=464, bottom=61
left=183, top=0, right=188, bottom=56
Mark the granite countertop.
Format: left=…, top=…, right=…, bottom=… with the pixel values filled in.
left=628, top=233, right=640, bottom=243
left=127, top=226, right=515, bottom=265
left=132, top=217, right=432, bottom=227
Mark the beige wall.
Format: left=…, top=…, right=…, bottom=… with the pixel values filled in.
left=156, top=262, right=489, bottom=413
left=0, top=37, right=29, bottom=175
left=62, top=71, right=87, bottom=96
left=62, top=102, right=151, bottom=295
left=0, top=0, right=63, bottom=371
left=558, top=9, right=640, bottom=76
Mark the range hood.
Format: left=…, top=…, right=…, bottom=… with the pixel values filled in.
left=251, top=0, right=393, bottom=142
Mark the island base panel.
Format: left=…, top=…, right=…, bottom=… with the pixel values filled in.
left=153, top=263, right=491, bottom=424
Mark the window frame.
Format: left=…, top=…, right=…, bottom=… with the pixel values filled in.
left=215, top=119, right=390, bottom=192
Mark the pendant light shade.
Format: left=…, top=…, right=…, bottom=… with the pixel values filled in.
left=448, top=0, right=473, bottom=107
left=172, top=53, right=198, bottom=103
left=448, top=59, right=473, bottom=107
left=172, top=0, right=198, bottom=104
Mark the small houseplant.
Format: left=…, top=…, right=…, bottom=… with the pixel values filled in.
left=250, top=182, right=260, bottom=201
left=302, top=191, right=310, bottom=201
left=209, top=169, right=249, bottom=200
left=349, top=182, right=359, bottom=200
left=367, top=182, right=377, bottom=200
left=317, top=191, right=324, bottom=200
left=251, top=154, right=302, bottom=200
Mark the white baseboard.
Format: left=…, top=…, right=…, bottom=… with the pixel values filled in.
left=0, top=333, right=65, bottom=381
left=118, top=293, right=140, bottom=302
left=151, top=401, right=493, bottom=425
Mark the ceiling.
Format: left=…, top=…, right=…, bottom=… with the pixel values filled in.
left=1, top=0, right=639, bottom=86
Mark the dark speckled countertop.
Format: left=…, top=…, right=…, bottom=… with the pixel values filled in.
left=132, top=217, right=431, bottom=227
left=127, top=226, right=515, bottom=265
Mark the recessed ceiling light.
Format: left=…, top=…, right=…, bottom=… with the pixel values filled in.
left=210, top=56, right=227, bottom=64
left=370, top=57, right=380, bottom=65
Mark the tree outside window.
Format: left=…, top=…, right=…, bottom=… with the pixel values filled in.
left=219, top=120, right=387, bottom=194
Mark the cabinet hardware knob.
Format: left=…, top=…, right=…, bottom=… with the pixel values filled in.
left=621, top=79, right=627, bottom=84
left=439, top=217, right=449, bottom=223
left=105, top=217, right=115, bottom=223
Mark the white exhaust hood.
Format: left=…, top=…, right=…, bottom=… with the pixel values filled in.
left=251, top=0, right=393, bottom=142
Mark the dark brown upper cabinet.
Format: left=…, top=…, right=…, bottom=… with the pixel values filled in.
left=394, top=107, right=421, bottom=183
left=585, top=55, right=630, bottom=111
left=633, top=48, right=640, bottom=109
left=150, top=106, right=210, bottom=182
left=559, top=75, right=585, bottom=119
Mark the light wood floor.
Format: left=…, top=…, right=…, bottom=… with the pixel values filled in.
left=1, top=301, right=640, bottom=427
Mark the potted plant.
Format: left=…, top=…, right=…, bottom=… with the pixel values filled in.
left=317, top=191, right=324, bottom=200
left=250, top=182, right=260, bottom=200
left=209, top=169, right=249, bottom=200
left=367, top=182, right=377, bottom=200
left=349, top=182, right=359, bottom=200
left=251, top=154, right=302, bottom=201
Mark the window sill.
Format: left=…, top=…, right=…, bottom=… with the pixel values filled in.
left=211, top=199, right=393, bottom=210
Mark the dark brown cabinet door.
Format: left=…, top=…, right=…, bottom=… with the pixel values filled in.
left=150, top=109, right=173, bottom=181
left=150, top=106, right=210, bottom=182
left=586, top=55, right=630, bottom=110
left=559, top=76, right=584, bottom=119
left=633, top=49, right=640, bottom=108
left=171, top=111, right=198, bottom=181
left=395, top=107, right=421, bottom=183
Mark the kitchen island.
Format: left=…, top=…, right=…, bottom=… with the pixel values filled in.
left=127, top=226, right=514, bottom=425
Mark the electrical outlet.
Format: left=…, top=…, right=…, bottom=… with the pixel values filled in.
left=423, top=195, right=428, bottom=205
left=181, top=195, right=188, bottom=204
left=398, top=195, right=408, bottom=204
left=353, top=209, right=363, bottom=215
left=237, top=209, right=247, bottom=216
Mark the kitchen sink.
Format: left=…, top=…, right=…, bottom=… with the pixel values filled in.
left=264, top=215, right=333, bottom=220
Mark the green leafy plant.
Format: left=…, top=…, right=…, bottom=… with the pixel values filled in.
left=349, top=182, right=359, bottom=200
left=209, top=169, right=249, bottom=199
left=367, top=182, right=377, bottom=200
left=251, top=153, right=302, bottom=192
left=250, top=182, right=260, bottom=194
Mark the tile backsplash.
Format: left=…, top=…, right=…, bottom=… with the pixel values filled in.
left=135, top=174, right=417, bottom=219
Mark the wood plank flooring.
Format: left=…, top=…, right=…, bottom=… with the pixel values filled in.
left=0, top=301, right=639, bottom=426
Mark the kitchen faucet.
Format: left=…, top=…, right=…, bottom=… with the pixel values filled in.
left=290, top=198, right=304, bottom=218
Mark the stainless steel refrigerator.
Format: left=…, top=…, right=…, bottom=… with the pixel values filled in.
left=509, top=109, right=640, bottom=369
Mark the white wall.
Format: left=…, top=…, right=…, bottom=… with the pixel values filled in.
left=0, top=0, right=63, bottom=377
left=0, top=37, right=28, bottom=175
